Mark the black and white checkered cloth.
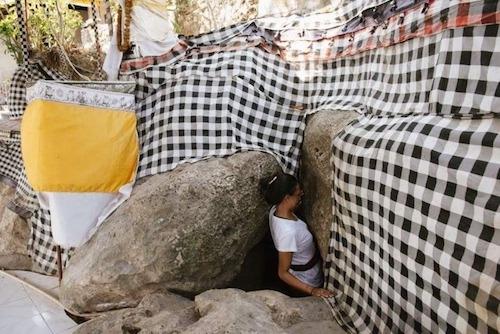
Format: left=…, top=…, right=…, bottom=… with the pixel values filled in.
left=326, top=113, right=499, bottom=333
left=131, top=3, right=499, bottom=333
left=1, top=61, right=66, bottom=273
left=4, top=0, right=70, bottom=273
left=0, top=141, right=21, bottom=187
left=326, top=0, right=391, bottom=25
left=133, top=52, right=308, bottom=177
left=7, top=66, right=43, bottom=120
left=14, top=0, right=29, bottom=65
left=0, top=1, right=497, bottom=329
left=7, top=61, right=66, bottom=120
left=322, top=19, right=499, bottom=334
left=29, top=208, right=71, bottom=272
left=0, top=120, right=21, bottom=186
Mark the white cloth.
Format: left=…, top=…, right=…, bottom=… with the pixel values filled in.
left=258, top=0, right=327, bottom=17
left=130, top=2, right=178, bottom=57
left=103, top=33, right=124, bottom=80
left=269, top=206, right=323, bottom=287
left=104, top=0, right=179, bottom=79
left=38, top=183, right=134, bottom=249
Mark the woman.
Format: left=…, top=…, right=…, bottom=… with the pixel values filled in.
left=262, top=173, right=334, bottom=298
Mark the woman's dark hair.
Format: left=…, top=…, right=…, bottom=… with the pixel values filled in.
left=260, top=173, right=298, bottom=205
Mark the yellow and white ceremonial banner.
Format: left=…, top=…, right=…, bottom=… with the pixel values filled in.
left=22, top=81, right=138, bottom=248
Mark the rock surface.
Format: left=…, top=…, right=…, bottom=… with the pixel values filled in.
left=74, top=291, right=198, bottom=334
left=248, top=289, right=334, bottom=328
left=287, top=320, right=345, bottom=334
left=75, top=289, right=344, bottom=334
left=60, top=152, right=281, bottom=313
left=300, top=110, right=358, bottom=257
left=186, top=289, right=283, bottom=333
left=0, top=180, right=32, bottom=270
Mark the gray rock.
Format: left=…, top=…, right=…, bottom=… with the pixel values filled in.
left=74, top=291, right=197, bottom=334
left=75, top=289, right=344, bottom=334
left=184, top=289, right=285, bottom=334
left=249, top=289, right=333, bottom=328
left=60, top=152, right=281, bottom=313
left=286, top=320, right=345, bottom=334
left=300, top=110, right=359, bottom=257
left=0, top=180, right=32, bottom=270
left=185, top=289, right=343, bottom=334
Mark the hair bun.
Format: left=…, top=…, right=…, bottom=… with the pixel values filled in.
left=261, top=173, right=298, bottom=206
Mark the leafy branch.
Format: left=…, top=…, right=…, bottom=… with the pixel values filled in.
left=0, top=0, right=82, bottom=65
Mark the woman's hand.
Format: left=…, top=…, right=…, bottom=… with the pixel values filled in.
left=277, top=252, right=336, bottom=298
left=310, top=287, right=335, bottom=298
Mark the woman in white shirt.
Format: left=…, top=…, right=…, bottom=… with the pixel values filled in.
left=262, top=173, right=334, bottom=298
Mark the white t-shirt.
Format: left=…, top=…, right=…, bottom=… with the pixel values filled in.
left=269, top=206, right=323, bottom=287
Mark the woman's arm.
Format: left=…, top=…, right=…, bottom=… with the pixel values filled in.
left=277, top=252, right=334, bottom=297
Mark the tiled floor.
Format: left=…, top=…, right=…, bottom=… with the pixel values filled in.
left=0, top=270, right=78, bottom=334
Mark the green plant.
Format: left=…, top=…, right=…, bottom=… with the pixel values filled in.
left=0, top=7, right=22, bottom=63
left=0, top=0, right=82, bottom=64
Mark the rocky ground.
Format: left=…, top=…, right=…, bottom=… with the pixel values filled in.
left=0, top=180, right=37, bottom=271
left=73, top=289, right=344, bottom=334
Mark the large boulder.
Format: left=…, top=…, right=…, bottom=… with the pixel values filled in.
left=60, top=152, right=281, bottom=313
left=75, top=289, right=344, bottom=334
left=0, top=180, right=32, bottom=270
left=300, top=110, right=359, bottom=257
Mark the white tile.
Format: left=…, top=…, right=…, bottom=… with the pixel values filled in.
left=0, top=297, right=39, bottom=317
left=24, top=288, right=76, bottom=333
left=0, top=275, right=30, bottom=305
left=0, top=272, right=73, bottom=334
left=24, top=286, right=61, bottom=313
left=40, top=309, right=77, bottom=334
left=0, top=314, right=53, bottom=334
left=0, top=298, right=52, bottom=334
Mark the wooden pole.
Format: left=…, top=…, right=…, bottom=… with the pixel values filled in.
left=57, top=245, right=63, bottom=284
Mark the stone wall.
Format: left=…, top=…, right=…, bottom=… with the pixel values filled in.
left=300, top=110, right=359, bottom=258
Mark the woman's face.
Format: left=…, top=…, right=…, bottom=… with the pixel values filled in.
left=287, top=184, right=304, bottom=210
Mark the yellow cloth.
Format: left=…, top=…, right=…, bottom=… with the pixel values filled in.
left=21, top=99, right=138, bottom=193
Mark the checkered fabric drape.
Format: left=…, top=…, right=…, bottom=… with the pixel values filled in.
left=7, top=62, right=66, bottom=120
left=132, top=52, right=307, bottom=177
left=14, top=0, right=29, bottom=65
left=0, top=138, right=21, bottom=188
left=0, top=1, right=497, bottom=330
left=326, top=113, right=499, bottom=334
left=3, top=1, right=72, bottom=272
left=126, top=2, right=499, bottom=333
left=2, top=61, right=69, bottom=273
